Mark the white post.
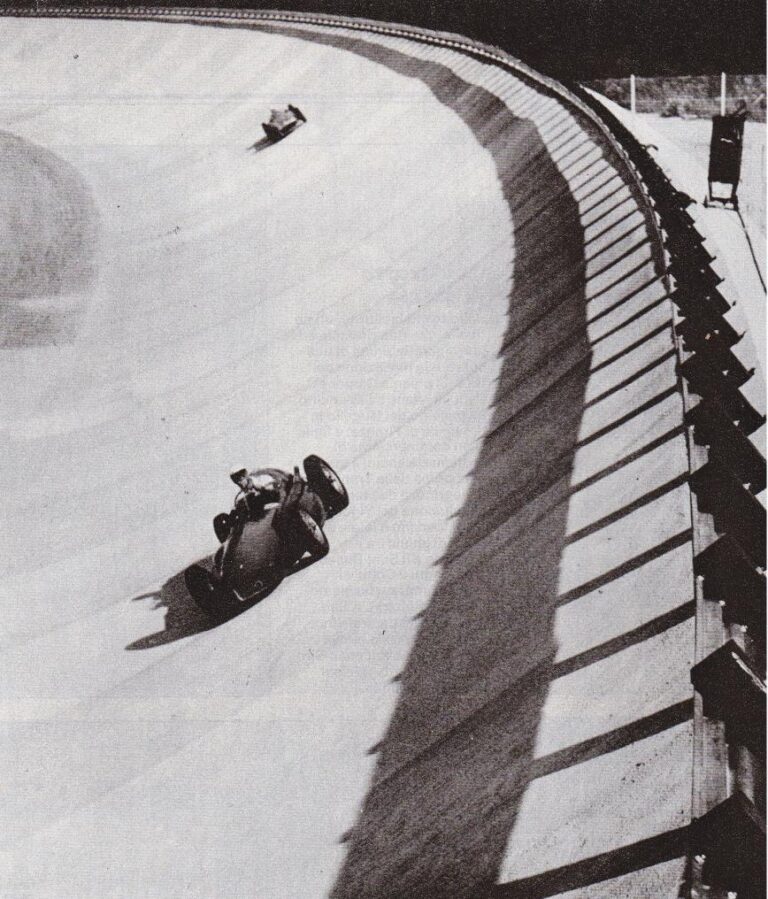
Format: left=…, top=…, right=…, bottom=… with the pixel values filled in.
left=721, top=72, right=726, bottom=115
left=630, top=74, right=636, bottom=116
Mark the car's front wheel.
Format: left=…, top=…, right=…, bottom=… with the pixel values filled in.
left=303, top=455, right=349, bottom=518
left=296, top=509, right=329, bottom=558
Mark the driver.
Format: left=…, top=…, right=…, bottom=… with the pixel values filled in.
left=225, top=464, right=325, bottom=574
left=229, top=466, right=281, bottom=521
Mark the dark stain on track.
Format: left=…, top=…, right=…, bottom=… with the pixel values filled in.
left=0, top=130, right=100, bottom=348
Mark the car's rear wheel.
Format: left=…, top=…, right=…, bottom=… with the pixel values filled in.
left=303, top=455, right=349, bottom=518
left=296, top=509, right=329, bottom=558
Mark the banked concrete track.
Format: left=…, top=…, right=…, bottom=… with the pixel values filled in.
left=2, top=10, right=699, bottom=898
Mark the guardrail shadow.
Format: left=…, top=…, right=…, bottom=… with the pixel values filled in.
left=224, top=21, right=690, bottom=897
left=268, top=29, right=586, bottom=899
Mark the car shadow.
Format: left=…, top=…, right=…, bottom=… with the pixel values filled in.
left=126, top=558, right=285, bottom=651
left=247, top=136, right=272, bottom=154
left=125, top=565, right=215, bottom=650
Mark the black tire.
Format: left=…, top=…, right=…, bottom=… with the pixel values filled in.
left=213, top=513, right=231, bottom=543
left=184, top=565, right=236, bottom=621
left=296, top=508, right=329, bottom=558
left=263, top=123, right=280, bottom=142
left=303, top=455, right=349, bottom=518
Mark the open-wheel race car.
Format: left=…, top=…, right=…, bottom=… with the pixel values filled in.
left=262, top=104, right=306, bottom=142
left=185, top=455, right=348, bottom=621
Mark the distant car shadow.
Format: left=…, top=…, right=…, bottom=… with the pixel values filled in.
left=247, top=136, right=273, bottom=154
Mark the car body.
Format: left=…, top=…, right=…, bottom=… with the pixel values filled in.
left=262, top=104, right=306, bottom=142
left=185, top=455, right=347, bottom=620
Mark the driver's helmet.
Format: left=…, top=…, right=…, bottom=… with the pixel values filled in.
left=250, top=471, right=279, bottom=493
left=270, top=107, right=291, bottom=126
left=229, top=466, right=249, bottom=486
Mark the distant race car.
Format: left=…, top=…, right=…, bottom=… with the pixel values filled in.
left=185, top=455, right=348, bottom=620
left=262, top=104, right=306, bottom=142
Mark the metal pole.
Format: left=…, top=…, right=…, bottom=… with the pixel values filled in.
left=721, top=72, right=726, bottom=115
left=630, top=74, right=636, bottom=115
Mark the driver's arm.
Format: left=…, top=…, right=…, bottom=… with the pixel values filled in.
left=233, top=484, right=261, bottom=519
left=281, top=467, right=305, bottom=512
left=287, top=544, right=328, bottom=573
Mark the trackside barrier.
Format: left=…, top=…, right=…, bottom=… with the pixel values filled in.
left=570, top=84, right=767, bottom=899
left=4, top=8, right=766, bottom=896
left=691, top=791, right=766, bottom=899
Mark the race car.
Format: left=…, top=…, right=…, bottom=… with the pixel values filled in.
left=185, top=455, right=348, bottom=620
left=262, top=104, right=306, bottom=142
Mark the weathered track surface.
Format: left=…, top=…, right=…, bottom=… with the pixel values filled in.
left=1, top=8, right=736, bottom=898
